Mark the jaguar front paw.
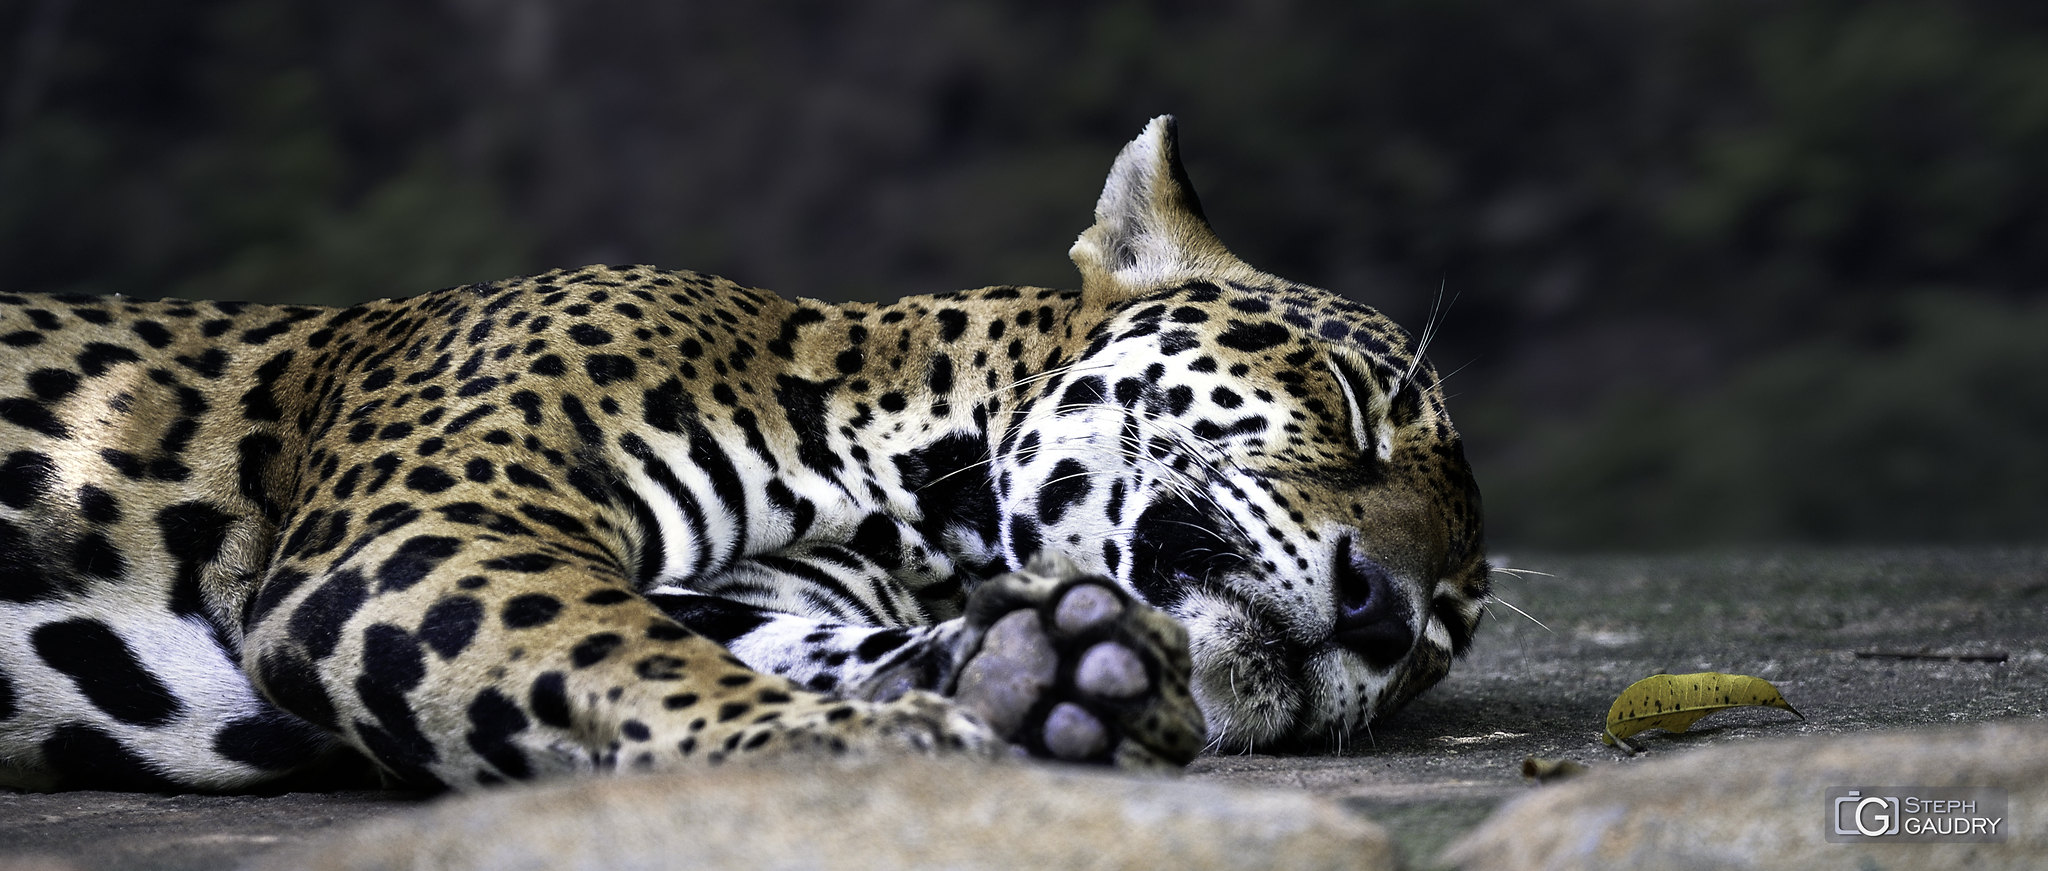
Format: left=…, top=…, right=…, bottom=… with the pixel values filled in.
left=947, top=553, right=1205, bottom=770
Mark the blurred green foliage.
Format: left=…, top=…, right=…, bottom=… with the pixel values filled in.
left=1, top=0, right=2043, bottom=547
left=0, top=0, right=530, bottom=303
left=1483, top=291, right=2048, bottom=548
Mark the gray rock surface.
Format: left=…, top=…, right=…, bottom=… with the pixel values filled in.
left=3, top=549, right=2044, bottom=871
left=1180, top=549, right=2048, bottom=866
left=1443, top=720, right=2048, bottom=870
left=0, top=792, right=415, bottom=871
left=245, top=758, right=1399, bottom=871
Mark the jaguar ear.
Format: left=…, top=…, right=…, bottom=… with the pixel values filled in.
left=1070, top=116, right=1259, bottom=297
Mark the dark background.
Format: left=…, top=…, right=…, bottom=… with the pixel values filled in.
left=5, top=0, right=2044, bottom=550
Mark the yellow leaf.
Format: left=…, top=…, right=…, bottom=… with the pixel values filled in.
left=1600, top=672, right=1803, bottom=751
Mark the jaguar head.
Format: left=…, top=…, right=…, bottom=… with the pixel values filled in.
left=994, top=117, right=1488, bottom=750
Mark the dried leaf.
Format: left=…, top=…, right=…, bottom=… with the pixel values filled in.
left=1600, top=672, right=1803, bottom=752
left=1520, top=756, right=1588, bottom=784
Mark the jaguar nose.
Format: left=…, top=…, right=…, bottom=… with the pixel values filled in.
left=1331, top=536, right=1414, bottom=668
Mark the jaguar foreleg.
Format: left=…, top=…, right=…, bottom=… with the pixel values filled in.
left=240, top=534, right=999, bottom=789
left=650, top=553, right=1205, bottom=769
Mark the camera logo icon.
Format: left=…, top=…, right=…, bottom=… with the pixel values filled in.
left=1833, top=790, right=1900, bottom=837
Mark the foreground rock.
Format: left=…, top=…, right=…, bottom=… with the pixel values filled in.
left=247, top=757, right=1400, bottom=871
left=1445, top=719, right=2048, bottom=870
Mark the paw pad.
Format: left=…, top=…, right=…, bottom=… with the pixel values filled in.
left=1042, top=702, right=1108, bottom=760
left=953, top=610, right=1058, bottom=736
left=1075, top=642, right=1147, bottom=699
left=1054, top=584, right=1124, bottom=633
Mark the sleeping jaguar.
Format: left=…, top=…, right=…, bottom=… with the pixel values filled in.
left=0, top=117, right=1486, bottom=791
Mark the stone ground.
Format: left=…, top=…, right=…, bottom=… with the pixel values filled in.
left=4, top=548, right=2044, bottom=870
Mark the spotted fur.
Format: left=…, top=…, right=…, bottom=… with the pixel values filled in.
left=0, top=117, right=1484, bottom=791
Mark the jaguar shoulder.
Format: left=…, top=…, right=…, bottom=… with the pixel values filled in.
left=0, top=116, right=1485, bottom=791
